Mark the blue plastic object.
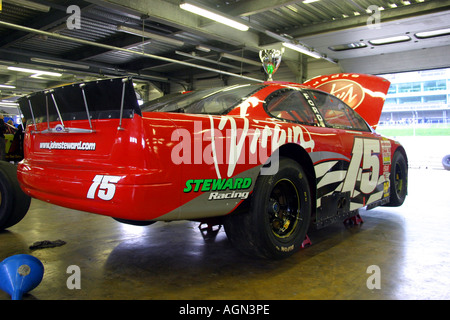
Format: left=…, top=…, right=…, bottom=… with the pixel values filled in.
left=0, top=254, right=44, bottom=300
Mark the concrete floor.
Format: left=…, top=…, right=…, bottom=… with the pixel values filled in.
left=1, top=167, right=449, bottom=300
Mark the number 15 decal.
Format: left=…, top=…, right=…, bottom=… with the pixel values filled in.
left=342, top=138, right=380, bottom=195
left=87, top=175, right=121, bottom=200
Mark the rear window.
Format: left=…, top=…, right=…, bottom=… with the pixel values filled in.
left=306, top=90, right=370, bottom=131
left=142, top=84, right=264, bottom=115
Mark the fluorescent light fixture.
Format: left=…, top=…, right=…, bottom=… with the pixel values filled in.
left=196, top=45, right=211, bottom=52
left=31, top=57, right=90, bottom=70
left=180, top=2, right=249, bottom=31
left=415, top=28, right=450, bottom=39
left=0, top=101, right=19, bottom=108
left=4, top=0, right=50, bottom=12
left=0, top=84, right=16, bottom=89
left=282, top=42, right=322, bottom=59
left=7, top=66, right=62, bottom=77
left=369, top=35, right=410, bottom=45
left=329, top=42, right=367, bottom=51
left=220, top=52, right=261, bottom=66
left=117, top=25, right=184, bottom=46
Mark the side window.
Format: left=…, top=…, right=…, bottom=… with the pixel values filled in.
left=307, top=90, right=370, bottom=131
left=265, top=89, right=319, bottom=125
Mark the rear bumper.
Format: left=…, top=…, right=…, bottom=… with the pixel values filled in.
left=17, top=160, right=179, bottom=221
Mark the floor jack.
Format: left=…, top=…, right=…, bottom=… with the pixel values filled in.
left=343, top=212, right=364, bottom=226
left=198, top=222, right=222, bottom=240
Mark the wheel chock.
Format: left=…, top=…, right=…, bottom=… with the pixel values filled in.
left=301, top=234, right=312, bottom=248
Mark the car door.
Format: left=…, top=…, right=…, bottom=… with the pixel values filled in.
left=307, top=89, right=388, bottom=210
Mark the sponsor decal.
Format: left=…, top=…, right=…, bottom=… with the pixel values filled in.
left=208, top=191, right=249, bottom=200
left=302, top=91, right=325, bottom=126
left=183, top=177, right=252, bottom=201
left=317, top=79, right=365, bottom=110
left=40, top=141, right=96, bottom=151
left=383, top=181, right=390, bottom=198
left=171, top=117, right=315, bottom=178
left=307, top=74, right=365, bottom=110
left=380, top=140, right=391, bottom=165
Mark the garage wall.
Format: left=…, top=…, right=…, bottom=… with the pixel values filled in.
left=339, top=45, right=450, bottom=75
left=306, top=60, right=343, bottom=80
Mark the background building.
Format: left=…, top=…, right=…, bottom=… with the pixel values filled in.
left=379, top=67, right=450, bottom=126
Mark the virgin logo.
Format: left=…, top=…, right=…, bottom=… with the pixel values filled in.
left=317, top=80, right=365, bottom=109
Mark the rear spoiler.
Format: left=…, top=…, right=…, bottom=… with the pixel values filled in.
left=303, top=73, right=390, bottom=129
left=18, top=77, right=141, bottom=133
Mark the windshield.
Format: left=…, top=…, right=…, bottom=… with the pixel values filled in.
left=142, top=84, right=264, bottom=115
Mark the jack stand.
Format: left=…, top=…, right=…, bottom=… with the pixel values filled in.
left=344, top=212, right=364, bottom=226
left=301, top=234, right=312, bottom=248
left=198, top=222, right=221, bottom=240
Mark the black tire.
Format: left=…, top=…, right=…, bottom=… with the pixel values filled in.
left=224, top=157, right=311, bottom=259
left=386, top=151, right=408, bottom=207
left=442, top=154, right=450, bottom=171
left=0, top=161, right=31, bottom=230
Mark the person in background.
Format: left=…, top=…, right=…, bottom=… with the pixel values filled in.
left=16, top=117, right=26, bottom=160
left=6, top=119, right=17, bottom=134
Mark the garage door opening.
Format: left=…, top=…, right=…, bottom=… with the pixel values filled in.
left=377, top=67, right=450, bottom=170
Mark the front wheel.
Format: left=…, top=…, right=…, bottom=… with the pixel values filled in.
left=386, top=151, right=408, bottom=207
left=224, top=157, right=311, bottom=259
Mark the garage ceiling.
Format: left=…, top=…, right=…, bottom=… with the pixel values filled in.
left=0, top=0, right=449, bottom=104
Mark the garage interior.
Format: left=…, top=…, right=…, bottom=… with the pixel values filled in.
left=0, top=0, right=449, bottom=300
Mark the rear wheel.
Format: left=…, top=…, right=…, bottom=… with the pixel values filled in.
left=0, top=161, right=31, bottom=230
left=386, top=151, right=408, bottom=207
left=224, top=157, right=311, bottom=259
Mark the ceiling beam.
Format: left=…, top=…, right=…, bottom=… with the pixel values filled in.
left=87, top=0, right=261, bottom=51
left=269, top=0, right=450, bottom=41
left=0, top=20, right=263, bottom=83
left=224, top=0, right=305, bottom=17
left=0, top=47, right=176, bottom=89
left=61, top=33, right=144, bottom=61
left=0, top=0, right=91, bottom=48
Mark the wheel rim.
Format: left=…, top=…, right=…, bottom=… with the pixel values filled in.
left=394, top=162, right=404, bottom=196
left=268, top=178, right=302, bottom=239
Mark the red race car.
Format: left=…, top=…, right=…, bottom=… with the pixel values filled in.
left=13, top=73, right=407, bottom=259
